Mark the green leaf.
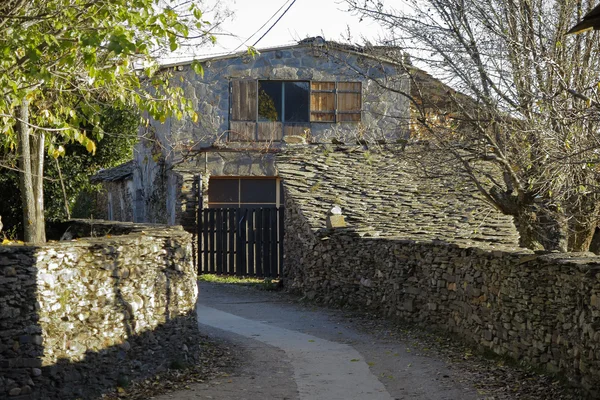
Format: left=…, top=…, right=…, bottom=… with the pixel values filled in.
left=191, top=60, right=204, bottom=77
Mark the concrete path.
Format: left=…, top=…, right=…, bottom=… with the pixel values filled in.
left=154, top=283, right=480, bottom=400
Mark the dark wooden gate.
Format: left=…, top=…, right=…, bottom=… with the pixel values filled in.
left=197, top=207, right=284, bottom=278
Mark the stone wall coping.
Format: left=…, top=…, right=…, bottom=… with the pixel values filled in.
left=0, top=220, right=189, bottom=253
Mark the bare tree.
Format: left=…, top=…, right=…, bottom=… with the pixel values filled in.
left=345, top=0, right=600, bottom=252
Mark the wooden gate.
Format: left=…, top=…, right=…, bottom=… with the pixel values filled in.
left=197, top=207, right=284, bottom=278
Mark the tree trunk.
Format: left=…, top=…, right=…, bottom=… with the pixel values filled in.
left=17, top=97, right=45, bottom=243
left=567, top=199, right=600, bottom=252
left=512, top=206, right=568, bottom=252
left=32, top=128, right=46, bottom=241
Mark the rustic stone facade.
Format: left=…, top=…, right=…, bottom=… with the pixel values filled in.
left=93, top=39, right=411, bottom=228
left=90, top=161, right=137, bottom=222
left=0, top=221, right=198, bottom=399
left=283, top=190, right=600, bottom=397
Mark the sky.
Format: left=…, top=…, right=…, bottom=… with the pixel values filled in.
left=164, top=0, right=387, bottom=62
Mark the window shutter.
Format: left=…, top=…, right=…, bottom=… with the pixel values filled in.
left=230, top=80, right=257, bottom=140
left=337, top=82, right=361, bottom=122
left=231, top=80, right=257, bottom=121
left=310, top=82, right=335, bottom=122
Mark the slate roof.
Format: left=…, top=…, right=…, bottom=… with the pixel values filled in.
left=276, top=145, right=521, bottom=248
left=90, top=160, right=136, bottom=183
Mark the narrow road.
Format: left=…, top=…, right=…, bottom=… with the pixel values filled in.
left=155, top=282, right=480, bottom=400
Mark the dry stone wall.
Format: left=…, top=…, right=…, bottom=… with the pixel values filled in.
left=284, top=198, right=600, bottom=397
left=0, top=222, right=198, bottom=399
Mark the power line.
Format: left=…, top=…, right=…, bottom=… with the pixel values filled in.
left=252, top=0, right=298, bottom=47
left=231, top=0, right=297, bottom=53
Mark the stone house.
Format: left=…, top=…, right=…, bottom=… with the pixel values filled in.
left=92, top=37, right=411, bottom=229
left=91, top=37, right=520, bottom=276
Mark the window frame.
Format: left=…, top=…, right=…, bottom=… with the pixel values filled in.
left=229, top=79, right=362, bottom=142
left=207, top=177, right=283, bottom=209
left=310, top=81, right=362, bottom=123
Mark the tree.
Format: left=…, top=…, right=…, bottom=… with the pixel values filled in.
left=0, top=106, right=138, bottom=239
left=0, top=0, right=211, bottom=243
left=346, top=0, right=600, bottom=252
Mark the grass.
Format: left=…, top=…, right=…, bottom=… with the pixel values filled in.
left=198, top=274, right=280, bottom=290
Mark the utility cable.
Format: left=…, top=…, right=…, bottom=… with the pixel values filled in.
left=252, top=0, right=298, bottom=47
left=231, top=0, right=295, bottom=53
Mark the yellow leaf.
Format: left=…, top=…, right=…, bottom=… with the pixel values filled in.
left=2, top=238, right=10, bottom=245
left=85, top=140, right=96, bottom=155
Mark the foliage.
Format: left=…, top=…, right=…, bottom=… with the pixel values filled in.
left=0, top=0, right=212, bottom=242
left=0, top=106, right=138, bottom=238
left=346, top=0, right=600, bottom=251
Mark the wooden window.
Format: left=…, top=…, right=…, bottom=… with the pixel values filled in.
left=230, top=80, right=257, bottom=141
left=310, top=82, right=335, bottom=122
left=208, top=177, right=283, bottom=208
left=337, top=82, right=362, bottom=122
left=231, top=80, right=257, bottom=121
left=310, top=81, right=361, bottom=123
left=257, top=81, right=310, bottom=123
left=229, top=79, right=362, bottom=141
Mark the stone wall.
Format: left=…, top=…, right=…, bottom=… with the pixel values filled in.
left=283, top=197, right=600, bottom=396
left=0, top=222, right=199, bottom=399
left=126, top=41, right=410, bottom=226
left=148, top=44, right=409, bottom=152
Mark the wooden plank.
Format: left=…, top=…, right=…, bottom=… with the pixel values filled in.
left=338, top=82, right=361, bottom=92
left=256, top=208, right=263, bottom=277
left=257, top=121, right=283, bottom=141
left=270, top=208, right=277, bottom=277
left=278, top=207, right=284, bottom=277
left=284, top=124, right=311, bottom=137
left=216, top=209, right=223, bottom=274
left=203, top=209, right=209, bottom=274
left=231, top=80, right=257, bottom=121
left=337, top=92, right=361, bottom=112
left=311, top=81, right=335, bottom=91
left=338, top=113, right=361, bottom=122
left=263, top=209, right=271, bottom=277
left=222, top=209, right=229, bottom=274
left=229, top=121, right=256, bottom=141
left=208, top=209, right=215, bottom=273
left=310, top=112, right=335, bottom=122
left=235, top=208, right=242, bottom=276
left=247, top=208, right=255, bottom=277
left=310, top=92, right=335, bottom=112
left=196, top=188, right=204, bottom=274
left=228, top=208, right=235, bottom=274
left=237, top=208, right=247, bottom=276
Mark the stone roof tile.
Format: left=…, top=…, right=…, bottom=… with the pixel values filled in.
left=90, top=160, right=136, bottom=183
left=276, top=145, right=520, bottom=248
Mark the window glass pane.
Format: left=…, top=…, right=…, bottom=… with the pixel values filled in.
left=240, top=179, right=277, bottom=203
left=284, top=81, right=309, bottom=122
left=208, top=179, right=239, bottom=203
left=258, top=81, right=282, bottom=121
